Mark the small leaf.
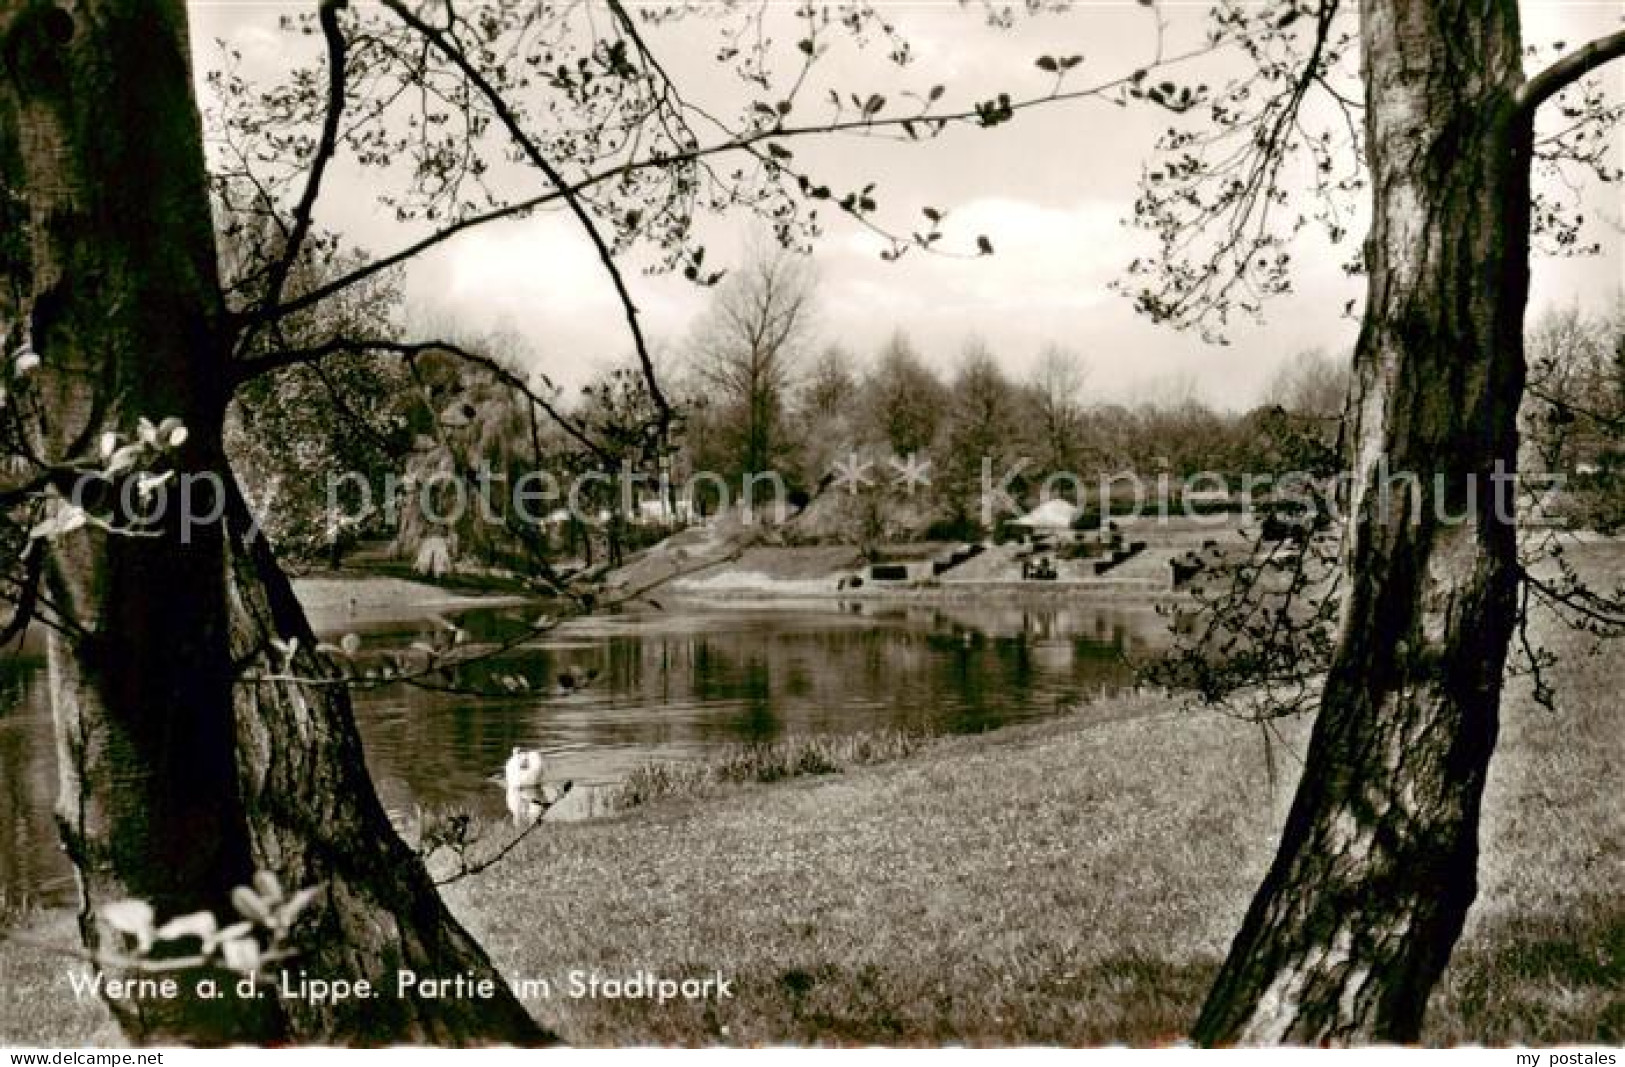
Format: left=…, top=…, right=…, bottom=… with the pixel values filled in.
left=282, top=886, right=321, bottom=923
left=135, top=471, right=172, bottom=500
left=106, top=444, right=144, bottom=477
left=220, top=936, right=260, bottom=974
left=1036, top=56, right=1058, bottom=73
left=976, top=235, right=994, bottom=255
left=231, top=885, right=272, bottom=925
left=29, top=505, right=88, bottom=541
left=156, top=910, right=218, bottom=944
left=215, top=921, right=254, bottom=944
left=253, top=871, right=285, bottom=904
left=101, top=900, right=156, bottom=943
left=928, top=85, right=944, bottom=102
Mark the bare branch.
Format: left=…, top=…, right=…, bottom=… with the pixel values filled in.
left=1517, top=28, right=1625, bottom=122
left=243, top=25, right=1223, bottom=334
left=234, top=335, right=610, bottom=462
left=240, top=0, right=352, bottom=349
left=0, top=541, right=43, bottom=648
left=379, top=0, right=675, bottom=433
left=244, top=191, right=556, bottom=329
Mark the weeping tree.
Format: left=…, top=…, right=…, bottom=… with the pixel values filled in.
left=1119, top=0, right=1625, bottom=1043
left=0, top=0, right=1192, bottom=1045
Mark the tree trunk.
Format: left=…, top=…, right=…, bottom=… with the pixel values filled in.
left=1, top=0, right=546, bottom=1045
left=223, top=487, right=548, bottom=1045
left=1193, top=0, right=1533, bottom=1044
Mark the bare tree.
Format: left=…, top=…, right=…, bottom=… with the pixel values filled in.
left=1263, top=348, right=1351, bottom=423
left=689, top=243, right=817, bottom=483
left=1027, top=343, right=1089, bottom=475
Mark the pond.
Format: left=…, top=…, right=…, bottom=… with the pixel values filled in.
left=0, top=596, right=1168, bottom=908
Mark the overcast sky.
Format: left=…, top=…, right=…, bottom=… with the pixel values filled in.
left=188, top=1, right=1624, bottom=410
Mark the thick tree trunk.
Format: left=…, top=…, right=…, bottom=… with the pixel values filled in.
left=222, top=487, right=547, bottom=1045
left=1, top=0, right=545, bottom=1045
left=1, top=0, right=278, bottom=1043
left=1193, top=0, right=1533, bottom=1044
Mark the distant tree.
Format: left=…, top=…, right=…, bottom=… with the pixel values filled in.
left=689, top=244, right=817, bottom=485
left=1523, top=303, right=1625, bottom=530
left=1264, top=348, right=1351, bottom=423
left=219, top=205, right=415, bottom=566
left=939, top=339, right=1025, bottom=534
left=1026, top=343, right=1089, bottom=476
left=793, top=344, right=861, bottom=487
left=803, top=344, right=860, bottom=421
left=1263, top=348, right=1351, bottom=465
left=862, top=330, right=948, bottom=459
left=381, top=326, right=575, bottom=575
left=1075, top=402, right=1142, bottom=477
left=1136, top=397, right=1231, bottom=480
left=575, top=358, right=677, bottom=564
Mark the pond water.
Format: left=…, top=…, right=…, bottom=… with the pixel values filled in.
left=0, top=596, right=1167, bottom=908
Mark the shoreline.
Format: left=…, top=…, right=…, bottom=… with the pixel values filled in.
left=2, top=627, right=1619, bottom=1045
left=291, top=574, right=533, bottom=634
left=5, top=548, right=1618, bottom=1045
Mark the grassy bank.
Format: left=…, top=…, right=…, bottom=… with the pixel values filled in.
left=593, top=728, right=933, bottom=814
left=2, top=588, right=1621, bottom=1045
left=448, top=610, right=1621, bottom=1046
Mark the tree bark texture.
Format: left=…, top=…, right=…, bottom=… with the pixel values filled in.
left=0, top=0, right=546, bottom=1045
left=1194, top=0, right=1534, bottom=1044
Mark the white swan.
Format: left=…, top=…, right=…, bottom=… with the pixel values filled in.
left=501, top=747, right=572, bottom=827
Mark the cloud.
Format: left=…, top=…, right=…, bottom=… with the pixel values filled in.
left=891, top=196, right=1126, bottom=310
left=816, top=197, right=1135, bottom=363
left=400, top=214, right=708, bottom=388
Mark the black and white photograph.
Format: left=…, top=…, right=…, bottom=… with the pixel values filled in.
left=0, top=0, right=1622, bottom=1050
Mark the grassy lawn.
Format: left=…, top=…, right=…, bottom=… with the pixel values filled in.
left=1, top=548, right=1620, bottom=1045
left=437, top=609, right=1621, bottom=1046
left=445, top=695, right=1278, bottom=1046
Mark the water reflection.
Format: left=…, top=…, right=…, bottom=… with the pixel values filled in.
left=0, top=597, right=1165, bottom=906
